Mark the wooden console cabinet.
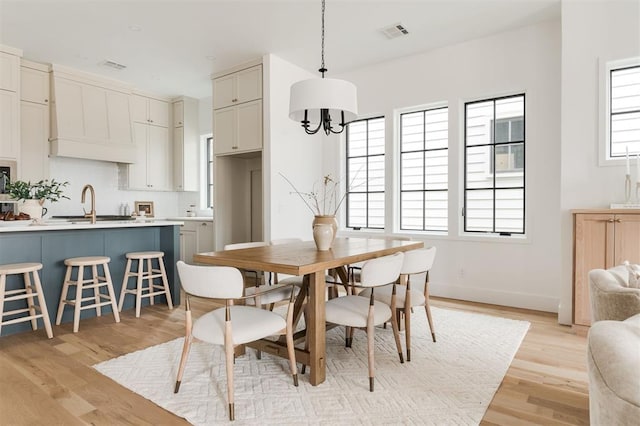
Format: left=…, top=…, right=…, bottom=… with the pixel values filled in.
left=573, top=209, right=640, bottom=328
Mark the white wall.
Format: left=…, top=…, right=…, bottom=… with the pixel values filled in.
left=263, top=54, right=327, bottom=242
left=47, top=156, right=181, bottom=218
left=559, top=0, right=640, bottom=323
left=324, top=20, right=562, bottom=314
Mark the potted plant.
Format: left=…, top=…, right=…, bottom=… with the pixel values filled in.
left=6, top=179, right=69, bottom=219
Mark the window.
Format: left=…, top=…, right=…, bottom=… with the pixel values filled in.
left=464, top=94, right=525, bottom=235
left=206, top=137, right=213, bottom=208
left=399, top=107, right=448, bottom=232
left=608, top=62, right=640, bottom=159
left=346, top=117, right=385, bottom=229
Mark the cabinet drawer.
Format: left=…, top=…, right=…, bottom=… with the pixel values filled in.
left=181, top=220, right=212, bottom=232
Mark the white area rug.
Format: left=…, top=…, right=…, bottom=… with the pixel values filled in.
left=94, top=307, right=529, bottom=425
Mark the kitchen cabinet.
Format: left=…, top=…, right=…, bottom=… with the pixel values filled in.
left=172, top=97, right=198, bottom=191
left=0, top=90, right=19, bottom=160
left=213, top=64, right=262, bottom=109
left=19, top=60, right=50, bottom=182
left=128, top=122, right=171, bottom=190
left=20, top=60, right=49, bottom=105
left=573, top=210, right=640, bottom=328
left=49, top=65, right=135, bottom=163
left=132, top=94, right=169, bottom=127
left=213, top=99, right=262, bottom=155
left=0, top=47, right=21, bottom=162
left=0, top=50, right=20, bottom=92
left=178, top=219, right=214, bottom=263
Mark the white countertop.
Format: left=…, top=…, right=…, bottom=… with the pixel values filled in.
left=0, top=219, right=184, bottom=233
left=167, top=216, right=213, bottom=221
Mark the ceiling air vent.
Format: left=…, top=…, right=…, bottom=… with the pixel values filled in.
left=99, top=60, right=127, bottom=70
left=381, top=23, right=409, bottom=39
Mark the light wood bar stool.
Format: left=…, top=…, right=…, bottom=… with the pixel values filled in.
left=56, top=256, right=121, bottom=333
left=0, top=262, right=53, bottom=338
left=118, top=251, right=173, bottom=318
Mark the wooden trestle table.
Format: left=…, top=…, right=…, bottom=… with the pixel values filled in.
left=193, top=237, right=423, bottom=385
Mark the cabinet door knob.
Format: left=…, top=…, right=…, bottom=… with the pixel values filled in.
left=201, top=222, right=207, bottom=226
left=615, top=218, right=622, bottom=223
left=607, top=219, right=614, bottom=223
left=232, top=98, right=238, bottom=102
left=44, top=99, right=48, bottom=103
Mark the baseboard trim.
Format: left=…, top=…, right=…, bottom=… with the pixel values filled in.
left=430, top=283, right=559, bottom=314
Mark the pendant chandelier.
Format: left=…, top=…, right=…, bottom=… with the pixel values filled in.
left=289, top=0, right=358, bottom=135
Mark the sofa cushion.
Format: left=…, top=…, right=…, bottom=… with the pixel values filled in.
left=608, top=265, right=630, bottom=287
left=588, top=320, right=640, bottom=407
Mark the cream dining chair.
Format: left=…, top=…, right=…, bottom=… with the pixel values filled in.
left=360, top=247, right=437, bottom=361
left=173, top=261, right=298, bottom=421
left=324, top=252, right=405, bottom=391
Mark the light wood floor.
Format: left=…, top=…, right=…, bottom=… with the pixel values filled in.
left=0, top=297, right=589, bottom=425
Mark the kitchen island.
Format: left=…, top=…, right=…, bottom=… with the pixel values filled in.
left=0, top=219, right=182, bottom=336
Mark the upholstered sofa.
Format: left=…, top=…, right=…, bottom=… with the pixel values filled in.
left=587, top=314, right=640, bottom=426
left=588, top=266, right=640, bottom=322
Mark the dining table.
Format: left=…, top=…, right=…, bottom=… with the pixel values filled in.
left=193, top=236, right=424, bottom=386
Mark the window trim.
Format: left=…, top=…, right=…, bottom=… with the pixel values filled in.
left=463, top=93, right=526, bottom=236
left=599, top=56, right=640, bottom=167
left=398, top=105, right=449, bottom=233
left=345, top=115, right=385, bottom=230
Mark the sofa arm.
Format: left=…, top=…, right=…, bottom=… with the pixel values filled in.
left=589, top=270, right=640, bottom=322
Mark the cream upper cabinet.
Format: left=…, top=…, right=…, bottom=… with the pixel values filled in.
left=0, top=51, right=20, bottom=92
left=213, top=64, right=262, bottom=109
left=20, top=61, right=49, bottom=105
left=128, top=122, right=171, bottom=190
left=20, top=60, right=50, bottom=182
left=172, top=97, right=198, bottom=191
left=0, top=90, right=20, bottom=160
left=0, top=48, right=21, bottom=161
left=213, top=99, right=262, bottom=155
left=132, top=94, right=169, bottom=127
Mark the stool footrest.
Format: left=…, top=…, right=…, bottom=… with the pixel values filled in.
left=3, top=289, right=38, bottom=302
left=2, top=306, right=42, bottom=317
left=1, top=312, right=44, bottom=326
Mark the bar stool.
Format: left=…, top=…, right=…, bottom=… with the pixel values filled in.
left=56, top=256, right=121, bottom=333
left=0, top=263, right=53, bottom=338
left=118, top=251, right=173, bottom=318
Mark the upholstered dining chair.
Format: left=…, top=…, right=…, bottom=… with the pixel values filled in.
left=360, top=247, right=437, bottom=362
left=348, top=235, right=412, bottom=284
left=324, top=252, right=405, bottom=392
left=174, top=261, right=298, bottom=421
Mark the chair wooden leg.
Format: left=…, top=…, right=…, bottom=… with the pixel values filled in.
left=102, top=263, right=120, bottom=323
left=224, top=321, right=235, bottom=421
left=23, top=271, right=38, bottom=330
left=367, top=304, right=375, bottom=392
left=56, top=266, right=72, bottom=325
left=174, top=336, right=192, bottom=393
left=33, top=270, right=53, bottom=339
left=345, top=326, right=352, bottom=347
left=424, top=303, right=436, bottom=342
left=92, top=264, right=102, bottom=317
left=405, top=308, right=412, bottom=361
left=0, top=274, right=6, bottom=336
left=118, top=259, right=132, bottom=312
left=286, top=303, right=298, bottom=386
left=158, top=257, right=173, bottom=310
left=72, top=266, right=84, bottom=333
left=147, top=259, right=154, bottom=306
left=135, top=260, right=143, bottom=318
left=390, top=308, right=404, bottom=364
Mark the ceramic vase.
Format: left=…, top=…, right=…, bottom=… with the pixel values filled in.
left=312, top=215, right=338, bottom=250
left=19, top=199, right=46, bottom=219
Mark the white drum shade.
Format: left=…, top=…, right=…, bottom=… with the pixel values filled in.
left=289, top=77, right=358, bottom=123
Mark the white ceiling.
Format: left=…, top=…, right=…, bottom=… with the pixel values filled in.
left=0, top=0, right=560, bottom=99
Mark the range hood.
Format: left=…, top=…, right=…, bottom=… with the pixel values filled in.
left=49, top=65, right=136, bottom=164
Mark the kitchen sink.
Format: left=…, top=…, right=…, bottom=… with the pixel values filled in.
left=52, top=215, right=136, bottom=222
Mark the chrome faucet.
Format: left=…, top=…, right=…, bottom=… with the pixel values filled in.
left=81, top=184, right=96, bottom=224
